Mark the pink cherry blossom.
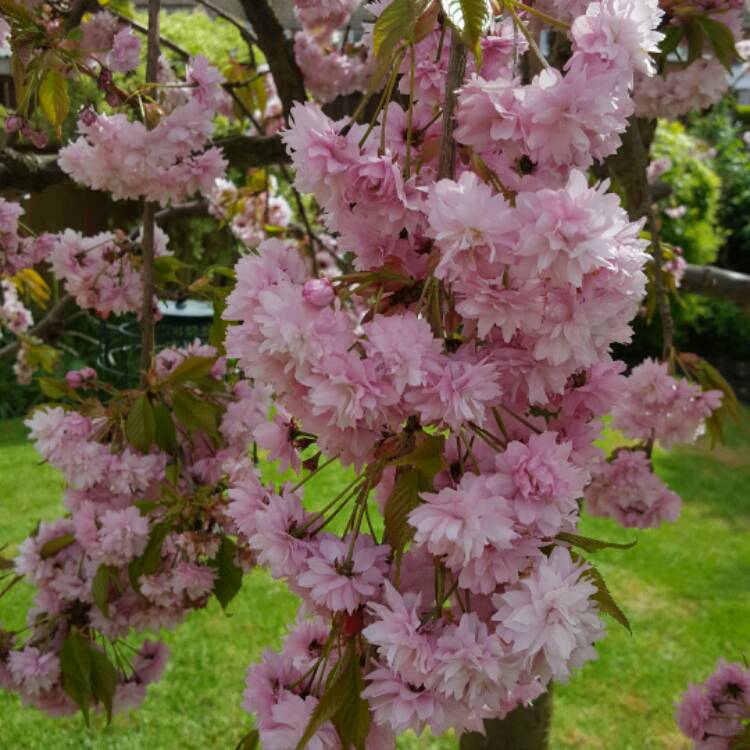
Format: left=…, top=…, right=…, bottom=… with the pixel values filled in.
left=585, top=449, right=681, bottom=528
left=295, top=533, right=390, bottom=614
left=492, top=547, right=605, bottom=682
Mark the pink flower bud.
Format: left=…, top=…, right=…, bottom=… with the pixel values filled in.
left=302, top=277, right=335, bottom=307
left=29, top=130, right=48, bottom=149
left=79, top=108, right=97, bottom=127
left=5, top=115, right=22, bottom=133
left=65, top=367, right=97, bottom=389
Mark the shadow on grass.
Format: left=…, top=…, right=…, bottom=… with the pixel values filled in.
left=0, top=417, right=31, bottom=448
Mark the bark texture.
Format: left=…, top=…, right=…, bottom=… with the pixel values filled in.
left=460, top=690, right=554, bottom=750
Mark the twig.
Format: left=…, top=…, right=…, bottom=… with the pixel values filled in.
left=109, top=10, right=190, bottom=60
left=437, top=31, right=467, bottom=180
left=280, top=164, right=319, bottom=275
left=195, top=0, right=257, bottom=48
left=138, top=0, right=162, bottom=384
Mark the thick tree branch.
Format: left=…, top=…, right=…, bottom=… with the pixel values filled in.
left=605, top=117, right=676, bottom=356
left=236, top=0, right=305, bottom=117
left=0, top=134, right=288, bottom=192
left=681, top=264, right=750, bottom=311
left=0, top=149, right=65, bottom=192
left=213, top=133, right=289, bottom=169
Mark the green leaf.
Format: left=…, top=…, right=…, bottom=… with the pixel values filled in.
left=235, top=730, right=260, bottom=750
left=92, top=564, right=117, bottom=618
left=209, top=537, right=243, bottom=611
left=659, top=24, right=684, bottom=57
left=372, top=0, right=427, bottom=60
left=383, top=467, right=427, bottom=556
left=295, top=642, right=362, bottom=750
left=138, top=521, right=171, bottom=576
left=556, top=532, right=636, bottom=553
left=331, top=644, right=370, bottom=750
left=89, top=648, right=118, bottom=724
left=37, top=377, right=79, bottom=401
left=39, top=533, right=75, bottom=559
left=393, top=434, right=446, bottom=478
left=152, top=401, right=178, bottom=453
left=153, top=255, right=190, bottom=285
left=38, top=68, right=70, bottom=133
left=209, top=299, right=228, bottom=354
left=685, top=19, right=704, bottom=64
left=126, top=394, right=156, bottom=452
left=165, top=355, right=218, bottom=385
left=25, top=343, right=61, bottom=374
left=60, top=631, right=93, bottom=724
left=128, top=521, right=171, bottom=590
left=695, top=15, right=737, bottom=71
left=583, top=562, right=631, bottom=633
left=441, top=0, right=491, bottom=63
left=172, top=388, right=221, bottom=437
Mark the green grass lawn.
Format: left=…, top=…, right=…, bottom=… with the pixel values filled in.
left=1, top=414, right=749, bottom=750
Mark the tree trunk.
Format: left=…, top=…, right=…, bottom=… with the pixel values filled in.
left=460, top=688, right=553, bottom=750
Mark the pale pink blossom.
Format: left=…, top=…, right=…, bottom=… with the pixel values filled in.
left=296, top=533, right=390, bottom=613
left=585, top=450, right=681, bottom=529
left=492, top=547, right=605, bottom=682
left=409, top=472, right=518, bottom=568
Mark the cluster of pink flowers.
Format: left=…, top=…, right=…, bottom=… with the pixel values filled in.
left=675, top=659, right=750, bottom=749
left=213, top=0, right=700, bottom=742
left=0, top=198, right=55, bottom=276
left=0, top=344, right=267, bottom=717
left=58, top=56, right=227, bottom=205
left=612, top=358, right=722, bottom=448
left=1, top=0, right=733, bottom=739
left=293, top=0, right=359, bottom=38
left=48, top=226, right=171, bottom=317
left=0, top=278, right=33, bottom=334
left=581, top=359, right=721, bottom=528
left=585, top=449, right=681, bottom=528
left=634, top=59, right=730, bottom=120
left=292, top=0, right=371, bottom=103
left=452, top=0, right=664, bottom=179
left=80, top=12, right=141, bottom=73
left=633, top=0, right=742, bottom=119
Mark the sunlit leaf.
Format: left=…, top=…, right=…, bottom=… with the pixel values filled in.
left=38, top=68, right=70, bottom=134
left=440, top=0, right=491, bottom=63
left=583, top=562, right=631, bottom=633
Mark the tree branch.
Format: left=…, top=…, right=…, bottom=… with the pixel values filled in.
left=236, top=0, right=305, bottom=118
left=605, top=117, right=675, bottom=356
left=0, top=295, right=76, bottom=359
left=0, top=133, right=288, bottom=192
left=214, top=133, right=289, bottom=169
left=681, top=264, right=750, bottom=312
left=0, top=149, right=65, bottom=192
left=195, top=0, right=257, bottom=49
left=139, top=0, right=161, bottom=383
left=437, top=31, right=467, bottom=181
